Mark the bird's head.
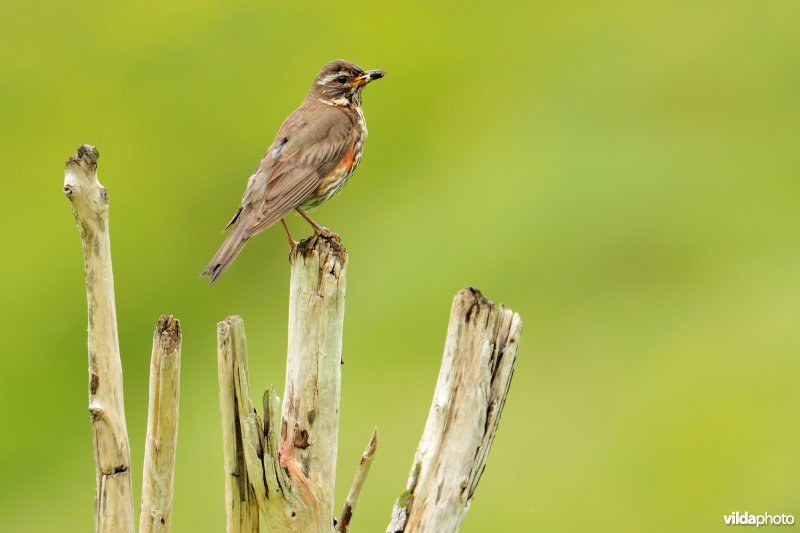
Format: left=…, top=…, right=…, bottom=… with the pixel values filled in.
left=309, top=59, right=385, bottom=107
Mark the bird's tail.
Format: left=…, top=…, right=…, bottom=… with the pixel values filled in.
left=201, top=222, right=249, bottom=284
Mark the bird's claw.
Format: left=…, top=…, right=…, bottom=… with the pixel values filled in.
left=308, top=227, right=340, bottom=248
left=318, top=227, right=340, bottom=241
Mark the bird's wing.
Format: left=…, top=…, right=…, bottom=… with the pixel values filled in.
left=244, top=104, right=356, bottom=236
left=202, top=103, right=356, bottom=282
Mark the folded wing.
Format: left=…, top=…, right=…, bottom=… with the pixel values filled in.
left=201, top=103, right=356, bottom=283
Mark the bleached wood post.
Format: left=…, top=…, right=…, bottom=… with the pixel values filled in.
left=217, top=317, right=261, bottom=532
left=140, top=315, right=182, bottom=532
left=281, top=236, right=348, bottom=529
left=64, top=145, right=135, bottom=533
left=217, top=240, right=522, bottom=533
left=217, top=236, right=372, bottom=532
left=387, top=288, right=522, bottom=533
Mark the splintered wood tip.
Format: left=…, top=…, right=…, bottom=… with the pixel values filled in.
left=294, top=234, right=348, bottom=267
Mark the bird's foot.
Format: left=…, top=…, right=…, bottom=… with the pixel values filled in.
left=317, top=227, right=340, bottom=241
left=308, top=227, right=340, bottom=249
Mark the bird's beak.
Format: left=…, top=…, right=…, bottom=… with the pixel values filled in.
left=353, top=69, right=385, bottom=87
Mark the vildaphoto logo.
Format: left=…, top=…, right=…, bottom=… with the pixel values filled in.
left=724, top=512, right=795, bottom=527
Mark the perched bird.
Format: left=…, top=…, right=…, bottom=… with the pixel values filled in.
left=201, top=59, right=385, bottom=283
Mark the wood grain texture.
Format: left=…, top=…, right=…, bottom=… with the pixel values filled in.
left=216, top=235, right=347, bottom=532
left=63, top=144, right=135, bottom=533
left=280, top=236, right=348, bottom=531
left=387, top=288, right=522, bottom=533
left=140, top=315, right=182, bottom=532
left=217, top=317, right=260, bottom=533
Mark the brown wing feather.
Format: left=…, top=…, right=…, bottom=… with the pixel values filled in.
left=201, top=100, right=356, bottom=282
left=245, top=103, right=357, bottom=236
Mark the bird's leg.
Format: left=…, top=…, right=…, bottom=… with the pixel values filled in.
left=280, top=218, right=298, bottom=255
left=295, top=207, right=340, bottom=241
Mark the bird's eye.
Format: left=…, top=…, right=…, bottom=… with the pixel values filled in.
left=336, top=75, right=348, bottom=84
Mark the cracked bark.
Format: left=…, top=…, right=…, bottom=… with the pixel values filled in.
left=386, top=288, right=522, bottom=533
left=216, top=239, right=521, bottom=532
left=140, top=315, right=182, bottom=532
left=64, top=144, right=135, bottom=533
left=217, top=317, right=261, bottom=533
left=217, top=236, right=355, bottom=532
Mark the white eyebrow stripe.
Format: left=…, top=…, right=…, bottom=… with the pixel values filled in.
left=316, top=72, right=345, bottom=85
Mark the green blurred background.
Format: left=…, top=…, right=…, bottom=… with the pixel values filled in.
left=2, top=1, right=799, bottom=531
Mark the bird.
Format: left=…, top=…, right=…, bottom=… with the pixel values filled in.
left=201, top=59, right=385, bottom=283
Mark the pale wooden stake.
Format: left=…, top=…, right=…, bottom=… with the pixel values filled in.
left=217, top=317, right=260, bottom=533
left=216, top=236, right=351, bottom=532
left=387, top=288, right=522, bottom=533
left=140, top=315, right=182, bottom=532
left=64, top=144, right=135, bottom=533
left=281, top=236, right=348, bottom=529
